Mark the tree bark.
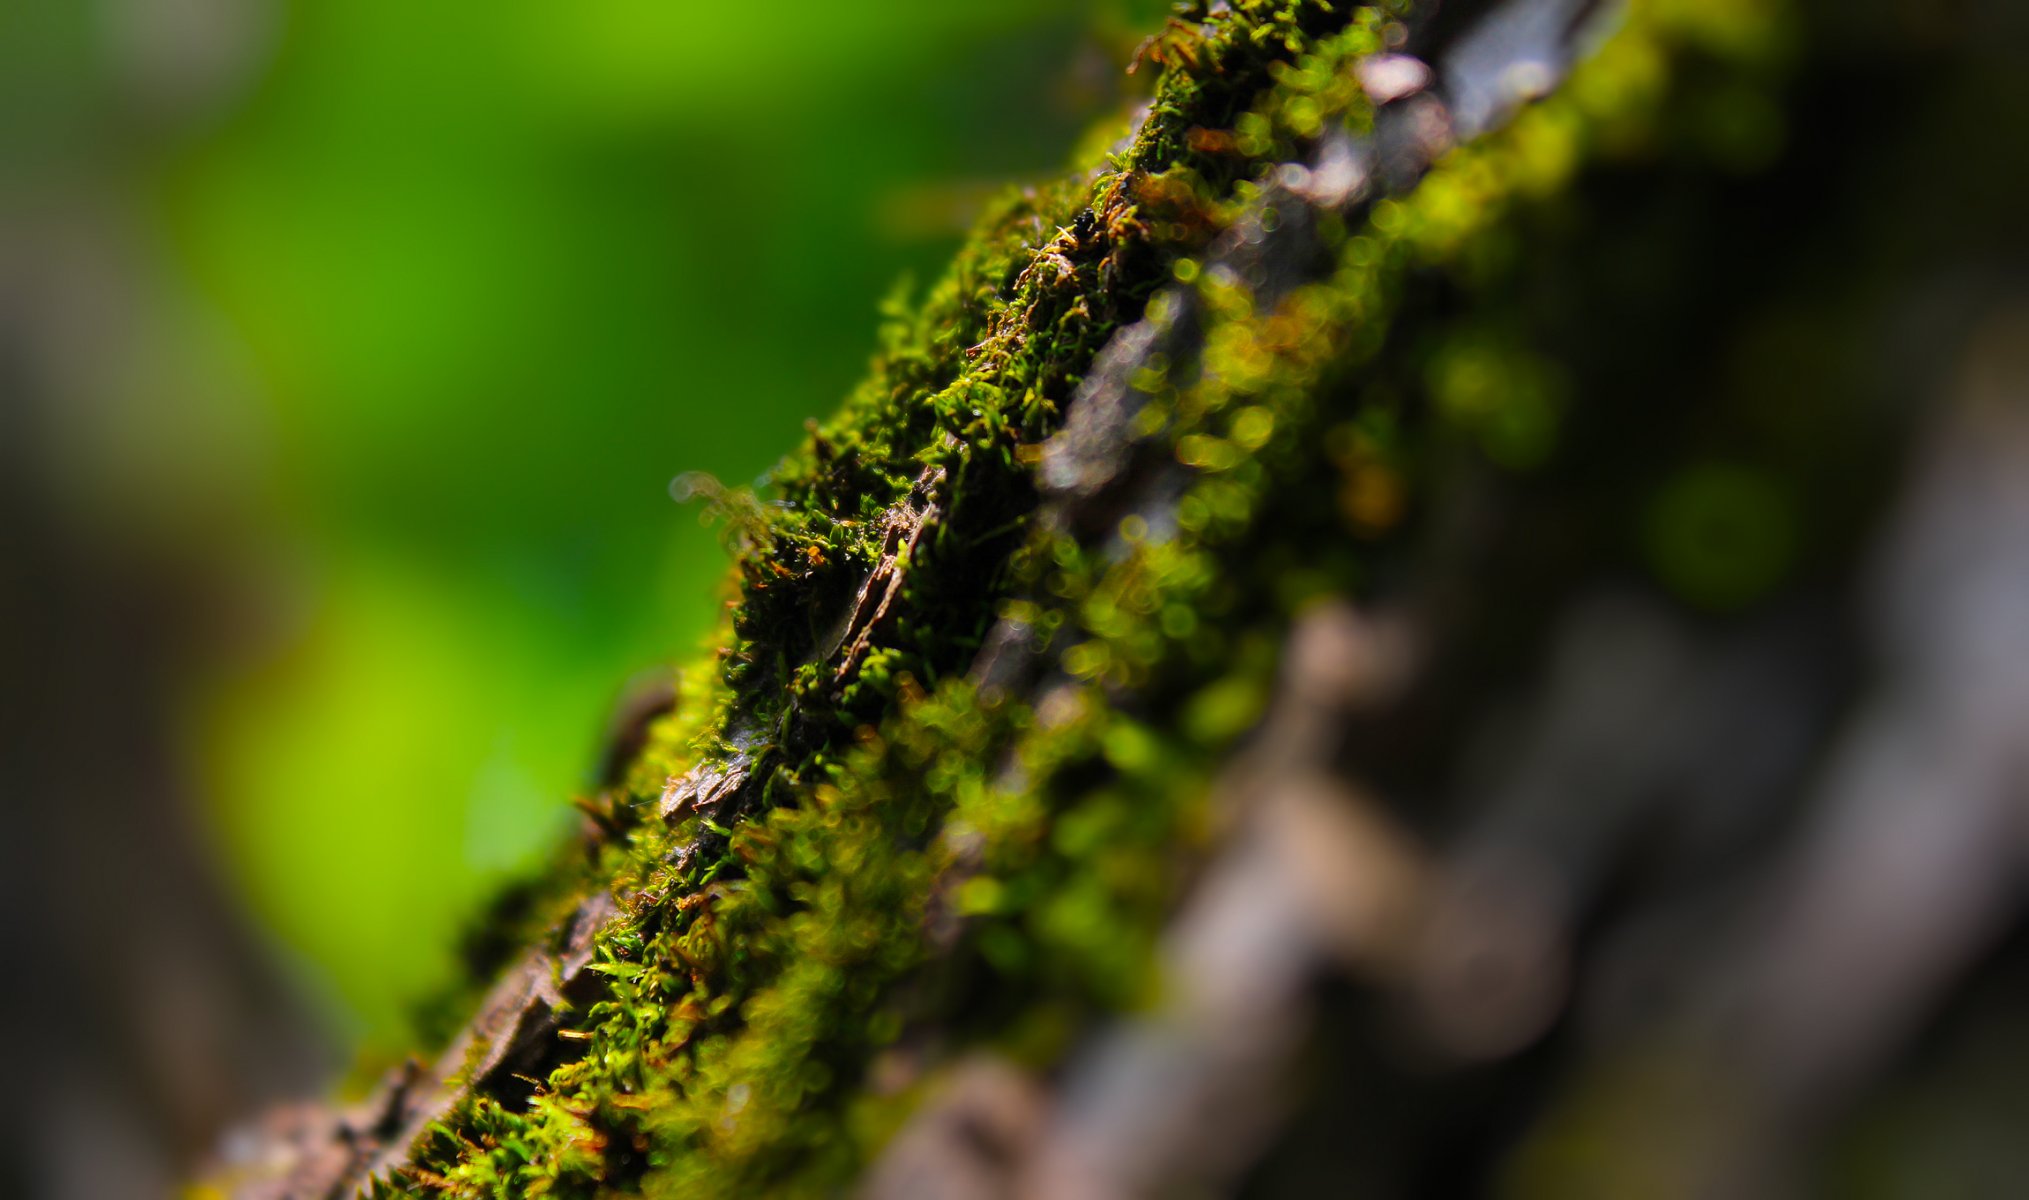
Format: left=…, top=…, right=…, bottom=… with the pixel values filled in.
left=207, top=1, right=2029, bottom=1196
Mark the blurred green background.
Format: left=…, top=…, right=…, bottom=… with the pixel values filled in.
left=4, top=0, right=1160, bottom=1052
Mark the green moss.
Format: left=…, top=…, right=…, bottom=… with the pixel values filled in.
left=1643, top=461, right=1798, bottom=611
left=386, top=1, right=1795, bottom=1196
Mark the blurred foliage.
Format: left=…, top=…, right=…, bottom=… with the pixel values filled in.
left=4, top=0, right=1166, bottom=1047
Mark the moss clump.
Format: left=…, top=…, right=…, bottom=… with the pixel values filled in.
left=378, top=1, right=1796, bottom=1196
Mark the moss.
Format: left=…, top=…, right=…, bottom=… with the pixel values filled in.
left=383, top=1, right=1796, bottom=1196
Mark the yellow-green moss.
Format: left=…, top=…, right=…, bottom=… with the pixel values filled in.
left=388, top=1, right=1794, bottom=1195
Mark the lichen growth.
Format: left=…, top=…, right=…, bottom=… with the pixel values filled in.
left=381, top=1, right=1794, bottom=1196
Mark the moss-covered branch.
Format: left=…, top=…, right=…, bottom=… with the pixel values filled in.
left=207, top=0, right=2029, bottom=1195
